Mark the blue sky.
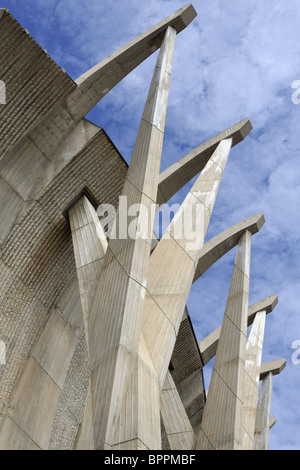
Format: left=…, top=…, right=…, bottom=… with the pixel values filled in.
left=3, top=0, right=300, bottom=450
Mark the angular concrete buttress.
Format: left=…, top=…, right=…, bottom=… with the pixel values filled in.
left=242, top=310, right=266, bottom=450
left=197, top=230, right=252, bottom=450
left=160, top=371, right=196, bottom=450
left=87, top=26, right=177, bottom=450
left=193, top=212, right=265, bottom=283
left=72, top=3, right=197, bottom=120
left=254, top=372, right=273, bottom=450
left=68, top=195, right=108, bottom=449
left=1, top=5, right=197, bottom=205
left=157, top=118, right=252, bottom=207
left=199, top=294, right=277, bottom=366
left=142, top=138, right=233, bottom=389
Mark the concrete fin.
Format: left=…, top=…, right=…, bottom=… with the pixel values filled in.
left=157, top=118, right=252, bottom=207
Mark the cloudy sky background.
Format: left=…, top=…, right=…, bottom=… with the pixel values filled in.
left=4, top=0, right=300, bottom=450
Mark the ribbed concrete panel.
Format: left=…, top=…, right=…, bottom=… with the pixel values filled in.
left=74, top=4, right=197, bottom=116
left=254, top=372, right=273, bottom=450
left=157, top=119, right=252, bottom=207
left=0, top=130, right=127, bottom=449
left=87, top=26, right=176, bottom=450
left=193, top=212, right=265, bottom=282
left=69, top=196, right=109, bottom=450
left=242, top=311, right=266, bottom=449
left=160, top=371, right=196, bottom=450
left=197, top=230, right=251, bottom=450
left=199, top=294, right=277, bottom=367
left=142, top=139, right=232, bottom=388
left=0, top=10, right=76, bottom=160
left=0, top=416, right=40, bottom=450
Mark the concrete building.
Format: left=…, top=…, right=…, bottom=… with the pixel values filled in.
left=0, top=4, right=285, bottom=450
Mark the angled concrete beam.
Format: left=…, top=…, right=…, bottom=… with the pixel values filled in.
left=242, top=311, right=266, bottom=450
left=87, top=26, right=177, bottom=450
left=193, top=212, right=265, bottom=283
left=68, top=195, right=109, bottom=450
left=269, top=417, right=276, bottom=429
left=142, top=139, right=233, bottom=389
left=260, top=358, right=286, bottom=380
left=68, top=3, right=197, bottom=121
left=160, top=372, right=196, bottom=450
left=254, top=360, right=286, bottom=450
left=157, top=118, right=252, bottom=207
left=3, top=5, right=197, bottom=203
left=197, top=230, right=251, bottom=450
left=254, top=372, right=273, bottom=450
left=199, top=294, right=278, bottom=366
left=69, top=195, right=108, bottom=338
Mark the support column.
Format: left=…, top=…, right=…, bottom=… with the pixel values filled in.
left=242, top=311, right=266, bottom=450
left=157, top=118, right=252, bottom=207
left=197, top=230, right=251, bottom=450
left=160, top=371, right=196, bottom=450
left=142, top=138, right=233, bottom=389
left=253, top=372, right=273, bottom=450
left=68, top=195, right=109, bottom=450
left=87, top=26, right=177, bottom=450
left=199, top=295, right=277, bottom=366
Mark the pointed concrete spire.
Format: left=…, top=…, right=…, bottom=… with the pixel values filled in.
left=260, top=358, right=286, bottom=380
left=69, top=195, right=108, bottom=338
left=197, top=230, right=251, bottom=450
left=193, top=212, right=265, bottom=283
left=242, top=310, right=266, bottom=450
left=87, top=26, right=177, bottom=450
left=160, top=371, right=196, bottom=450
left=254, top=372, right=273, bottom=450
left=68, top=195, right=109, bottom=450
left=157, top=118, right=252, bottom=207
left=142, top=138, right=233, bottom=388
left=3, top=5, right=197, bottom=204
left=199, top=294, right=278, bottom=367
left=68, top=3, right=197, bottom=121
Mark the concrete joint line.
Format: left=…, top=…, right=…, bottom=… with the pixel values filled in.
left=166, top=430, right=194, bottom=437
left=27, top=134, right=52, bottom=163
left=257, top=398, right=272, bottom=417
left=0, top=174, right=27, bottom=202
left=199, top=425, right=217, bottom=450
left=208, top=159, right=225, bottom=175
left=6, top=415, right=42, bottom=449
left=242, top=425, right=253, bottom=443
left=190, top=192, right=213, bottom=215
left=105, top=243, right=151, bottom=287
left=213, top=365, right=244, bottom=406
left=104, top=436, right=150, bottom=450
left=144, top=289, right=177, bottom=333
left=140, top=116, right=166, bottom=135
left=233, top=262, right=250, bottom=280
left=244, top=369, right=260, bottom=389
left=167, top=230, right=198, bottom=266
left=223, top=310, right=248, bottom=338
left=90, top=342, right=140, bottom=373
left=30, top=354, right=64, bottom=391
left=124, top=174, right=158, bottom=205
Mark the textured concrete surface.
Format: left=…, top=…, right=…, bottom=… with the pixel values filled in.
left=197, top=230, right=252, bottom=450
left=242, top=311, right=266, bottom=450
